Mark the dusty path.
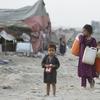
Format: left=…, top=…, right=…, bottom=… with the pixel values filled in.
left=0, top=50, right=100, bottom=100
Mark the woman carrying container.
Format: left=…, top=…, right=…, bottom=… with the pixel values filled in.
left=78, top=24, right=97, bottom=88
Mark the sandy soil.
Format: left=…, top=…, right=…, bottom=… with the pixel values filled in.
left=0, top=49, right=100, bottom=100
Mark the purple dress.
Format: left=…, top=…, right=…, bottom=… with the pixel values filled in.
left=78, top=35, right=97, bottom=78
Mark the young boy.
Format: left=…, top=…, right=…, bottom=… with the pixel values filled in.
left=41, top=43, right=60, bottom=96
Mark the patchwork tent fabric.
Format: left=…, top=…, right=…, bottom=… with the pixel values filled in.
left=0, top=0, right=50, bottom=32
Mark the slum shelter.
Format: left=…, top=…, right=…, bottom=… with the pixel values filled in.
left=0, top=28, right=16, bottom=52
left=0, top=0, right=51, bottom=54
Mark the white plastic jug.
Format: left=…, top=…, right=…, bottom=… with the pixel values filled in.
left=82, top=46, right=97, bottom=65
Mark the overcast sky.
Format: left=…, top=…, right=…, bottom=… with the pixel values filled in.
left=0, top=0, right=100, bottom=28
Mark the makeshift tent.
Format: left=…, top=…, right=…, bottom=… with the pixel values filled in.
left=0, top=0, right=51, bottom=53
left=0, top=30, right=16, bottom=51
left=0, top=30, right=15, bottom=41
left=0, top=0, right=51, bottom=32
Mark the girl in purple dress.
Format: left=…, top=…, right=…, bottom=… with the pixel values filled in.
left=78, top=24, right=97, bottom=88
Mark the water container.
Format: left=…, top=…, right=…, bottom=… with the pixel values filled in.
left=71, top=35, right=80, bottom=56
left=97, top=49, right=100, bottom=58
left=82, top=46, right=97, bottom=65
left=95, top=58, right=100, bottom=73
